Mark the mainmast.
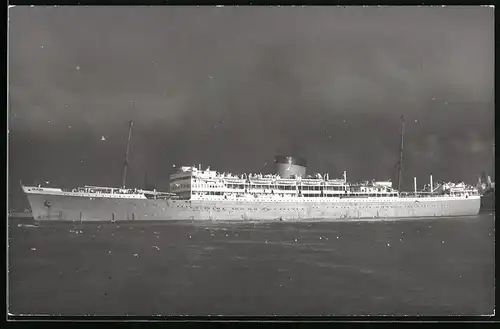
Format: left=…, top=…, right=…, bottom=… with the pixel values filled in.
left=396, top=115, right=405, bottom=191
left=492, top=141, right=495, bottom=183
left=121, top=120, right=134, bottom=188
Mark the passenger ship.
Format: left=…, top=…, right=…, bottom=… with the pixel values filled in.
left=20, top=119, right=481, bottom=222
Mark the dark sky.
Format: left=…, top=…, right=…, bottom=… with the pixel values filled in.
left=8, top=6, right=494, bottom=210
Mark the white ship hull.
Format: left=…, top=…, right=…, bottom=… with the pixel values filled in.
left=23, top=189, right=480, bottom=222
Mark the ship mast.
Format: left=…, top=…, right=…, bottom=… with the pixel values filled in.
left=396, top=115, right=405, bottom=191
left=492, top=141, right=495, bottom=184
left=121, top=120, right=134, bottom=188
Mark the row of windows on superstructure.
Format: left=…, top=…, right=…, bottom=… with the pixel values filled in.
left=301, top=186, right=347, bottom=191
left=186, top=183, right=348, bottom=191
left=172, top=180, right=398, bottom=194
left=179, top=184, right=395, bottom=195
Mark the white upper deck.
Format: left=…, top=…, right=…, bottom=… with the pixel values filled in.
left=168, top=165, right=479, bottom=201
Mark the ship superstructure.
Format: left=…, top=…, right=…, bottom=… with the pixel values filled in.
left=168, top=163, right=478, bottom=202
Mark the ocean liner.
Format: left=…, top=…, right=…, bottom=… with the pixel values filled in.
left=21, top=118, right=480, bottom=222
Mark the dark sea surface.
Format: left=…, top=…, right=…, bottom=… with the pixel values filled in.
left=8, top=214, right=495, bottom=316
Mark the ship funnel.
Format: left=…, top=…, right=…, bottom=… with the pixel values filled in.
left=414, top=177, right=417, bottom=195
left=274, top=156, right=306, bottom=179
left=430, top=175, right=433, bottom=193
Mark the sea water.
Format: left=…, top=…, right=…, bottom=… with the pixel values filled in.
left=8, top=213, right=495, bottom=316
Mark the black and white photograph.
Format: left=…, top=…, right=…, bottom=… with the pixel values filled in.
left=7, top=5, right=495, bottom=318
